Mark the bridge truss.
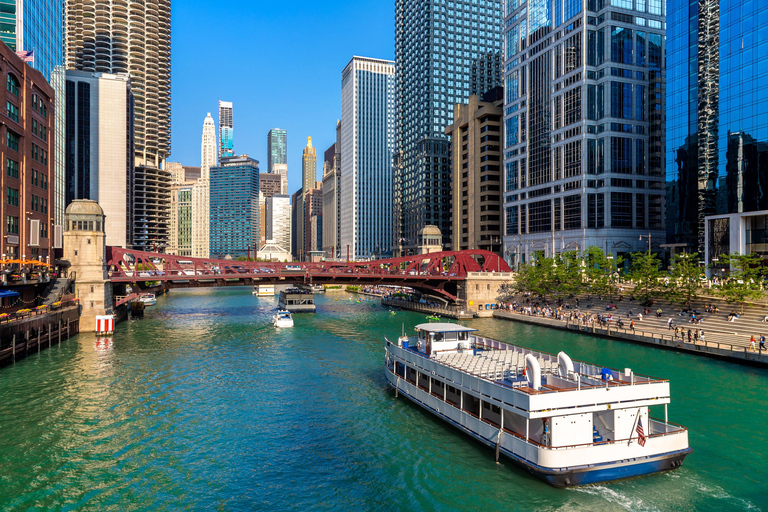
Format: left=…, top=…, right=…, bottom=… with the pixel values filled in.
left=106, top=248, right=511, bottom=304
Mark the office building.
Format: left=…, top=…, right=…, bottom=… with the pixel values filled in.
left=393, top=0, right=504, bottom=256
left=291, top=188, right=302, bottom=261
left=304, top=182, right=323, bottom=259
left=340, top=56, right=395, bottom=260
left=296, top=137, right=317, bottom=259
left=268, top=128, right=287, bottom=194
left=322, top=124, right=341, bottom=259
left=667, top=0, right=768, bottom=258
left=502, top=0, right=666, bottom=267
left=259, top=172, right=283, bottom=198
left=168, top=184, right=193, bottom=256
left=266, top=194, right=291, bottom=255
left=65, top=0, right=172, bottom=251
left=192, top=113, right=215, bottom=258
left=219, top=101, right=234, bottom=161
left=446, top=88, right=503, bottom=254
left=209, top=155, right=259, bottom=258
left=0, top=42, right=56, bottom=260
left=64, top=70, right=134, bottom=247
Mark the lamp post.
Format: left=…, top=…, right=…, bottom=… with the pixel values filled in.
left=639, top=233, right=652, bottom=255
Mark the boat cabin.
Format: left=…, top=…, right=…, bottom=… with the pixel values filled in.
left=413, top=323, right=476, bottom=356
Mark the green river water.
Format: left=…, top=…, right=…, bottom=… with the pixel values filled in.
left=0, top=287, right=766, bottom=511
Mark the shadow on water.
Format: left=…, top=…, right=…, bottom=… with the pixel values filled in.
left=0, top=287, right=764, bottom=511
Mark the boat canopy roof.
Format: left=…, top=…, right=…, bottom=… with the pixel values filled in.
left=415, top=323, right=478, bottom=333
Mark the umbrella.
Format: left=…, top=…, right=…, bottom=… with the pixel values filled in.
left=27, top=260, right=49, bottom=266
left=5, top=259, right=25, bottom=264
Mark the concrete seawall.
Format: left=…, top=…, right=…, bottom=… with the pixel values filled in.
left=0, top=306, right=81, bottom=367
left=493, top=310, right=768, bottom=368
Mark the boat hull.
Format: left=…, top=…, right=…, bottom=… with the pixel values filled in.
left=385, top=368, right=691, bottom=487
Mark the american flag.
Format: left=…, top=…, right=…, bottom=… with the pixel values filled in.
left=15, top=50, right=34, bottom=64
left=636, top=416, right=647, bottom=447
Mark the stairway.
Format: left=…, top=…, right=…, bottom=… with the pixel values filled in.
left=41, top=278, right=72, bottom=306
left=593, top=425, right=603, bottom=443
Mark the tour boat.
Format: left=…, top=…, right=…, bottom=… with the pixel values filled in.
left=138, top=293, right=157, bottom=306
left=384, top=323, right=691, bottom=487
left=272, top=310, right=294, bottom=328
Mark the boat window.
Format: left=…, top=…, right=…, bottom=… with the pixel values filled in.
left=434, top=332, right=444, bottom=342
left=445, top=332, right=457, bottom=341
left=459, top=332, right=468, bottom=341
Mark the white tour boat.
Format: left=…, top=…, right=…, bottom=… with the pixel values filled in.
left=385, top=323, right=691, bottom=487
left=138, top=293, right=157, bottom=306
left=272, top=310, right=294, bottom=328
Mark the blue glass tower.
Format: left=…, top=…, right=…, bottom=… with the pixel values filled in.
left=666, top=0, right=768, bottom=253
left=218, top=100, right=234, bottom=161
left=17, top=0, right=64, bottom=81
left=267, top=128, right=287, bottom=173
left=393, top=0, right=505, bottom=255
left=209, top=156, right=260, bottom=258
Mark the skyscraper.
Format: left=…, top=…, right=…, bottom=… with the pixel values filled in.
left=9, top=0, right=65, bottom=81
left=340, top=56, right=395, bottom=260
left=209, top=155, right=260, bottom=258
left=297, top=137, right=317, bottom=259
left=192, top=113, right=215, bottom=258
left=322, top=122, right=341, bottom=259
left=666, top=0, right=768, bottom=256
left=394, top=0, right=505, bottom=256
left=302, top=137, right=317, bottom=196
left=65, top=0, right=172, bottom=251
left=266, top=194, right=291, bottom=255
left=64, top=70, right=134, bottom=247
left=268, top=128, right=288, bottom=194
left=502, top=0, right=666, bottom=265
left=218, top=101, right=234, bottom=161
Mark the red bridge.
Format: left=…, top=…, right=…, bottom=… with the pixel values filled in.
left=106, top=247, right=511, bottom=306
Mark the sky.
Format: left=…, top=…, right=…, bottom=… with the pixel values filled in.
left=170, top=0, right=394, bottom=194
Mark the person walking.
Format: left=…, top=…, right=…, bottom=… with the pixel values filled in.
left=700, top=330, right=705, bottom=343
left=750, top=335, right=757, bottom=351
left=687, top=329, right=692, bottom=343
left=668, top=318, right=673, bottom=330
left=760, top=334, right=766, bottom=351
left=674, top=326, right=680, bottom=339
left=693, top=330, right=699, bottom=342
left=630, top=320, right=635, bottom=332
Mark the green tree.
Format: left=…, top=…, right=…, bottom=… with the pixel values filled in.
left=582, top=247, right=623, bottom=299
left=666, top=252, right=703, bottom=306
left=712, top=252, right=766, bottom=313
left=627, top=251, right=663, bottom=303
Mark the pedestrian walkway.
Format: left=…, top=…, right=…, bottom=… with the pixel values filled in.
left=495, top=293, right=768, bottom=367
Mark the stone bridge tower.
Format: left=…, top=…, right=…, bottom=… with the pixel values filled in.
left=63, top=200, right=113, bottom=331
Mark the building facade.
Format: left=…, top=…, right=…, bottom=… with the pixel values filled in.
left=65, top=0, right=172, bottom=251
left=291, top=188, right=302, bottom=261
left=322, top=126, right=341, bottom=259
left=168, top=184, right=193, bottom=256
left=259, top=172, right=283, bottom=199
left=502, top=0, right=666, bottom=266
left=209, top=155, right=259, bottom=258
left=446, top=88, right=503, bottom=254
left=64, top=70, right=133, bottom=248
left=267, top=128, right=287, bottom=194
left=192, top=113, right=215, bottom=258
left=340, top=56, right=395, bottom=260
left=305, top=183, right=323, bottom=259
left=297, top=137, right=317, bottom=259
left=14, top=0, right=64, bottom=81
left=218, top=100, right=234, bottom=161
left=0, top=42, right=55, bottom=261
left=265, top=194, right=291, bottom=255
left=666, top=0, right=768, bottom=256
left=394, top=0, right=505, bottom=255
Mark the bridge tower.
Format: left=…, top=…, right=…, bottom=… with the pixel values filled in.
left=63, top=200, right=114, bottom=332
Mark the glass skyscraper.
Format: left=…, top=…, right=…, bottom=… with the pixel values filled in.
left=218, top=100, right=234, bottom=161
left=502, top=0, right=666, bottom=265
left=393, top=0, right=504, bottom=255
left=340, top=56, right=395, bottom=260
left=17, top=0, right=64, bottom=81
left=209, top=156, right=260, bottom=258
left=267, top=128, right=287, bottom=172
left=666, top=0, right=768, bottom=254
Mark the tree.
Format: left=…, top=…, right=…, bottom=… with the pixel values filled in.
left=712, top=252, right=766, bottom=313
left=627, top=251, right=663, bottom=304
left=666, top=252, right=702, bottom=306
left=582, top=247, right=623, bottom=299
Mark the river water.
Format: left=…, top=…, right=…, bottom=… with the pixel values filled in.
left=0, top=287, right=766, bottom=511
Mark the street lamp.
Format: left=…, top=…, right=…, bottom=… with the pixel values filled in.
left=639, top=233, right=652, bottom=255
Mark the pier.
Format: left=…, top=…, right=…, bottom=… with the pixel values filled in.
left=382, top=297, right=474, bottom=320
left=0, top=305, right=81, bottom=367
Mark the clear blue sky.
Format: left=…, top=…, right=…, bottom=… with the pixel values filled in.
left=170, top=0, right=394, bottom=195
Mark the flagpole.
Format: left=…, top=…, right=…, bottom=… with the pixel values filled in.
left=627, top=408, right=640, bottom=445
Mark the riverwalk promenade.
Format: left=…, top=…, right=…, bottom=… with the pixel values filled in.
left=494, top=295, right=768, bottom=367
left=381, top=297, right=474, bottom=320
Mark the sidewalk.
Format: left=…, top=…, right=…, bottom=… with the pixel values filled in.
left=493, top=308, right=768, bottom=367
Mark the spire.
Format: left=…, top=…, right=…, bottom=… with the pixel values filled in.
left=307, top=136, right=313, bottom=148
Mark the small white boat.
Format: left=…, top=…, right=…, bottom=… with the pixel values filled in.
left=138, top=293, right=157, bottom=306
left=272, top=310, right=294, bottom=328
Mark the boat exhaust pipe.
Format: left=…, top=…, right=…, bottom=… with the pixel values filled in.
left=525, top=354, right=541, bottom=390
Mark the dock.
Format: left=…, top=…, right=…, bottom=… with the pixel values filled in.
left=382, top=297, right=474, bottom=320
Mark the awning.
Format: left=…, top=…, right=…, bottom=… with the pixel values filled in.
left=0, top=290, right=20, bottom=298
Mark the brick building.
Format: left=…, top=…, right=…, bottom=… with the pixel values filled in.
left=0, top=41, right=56, bottom=262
